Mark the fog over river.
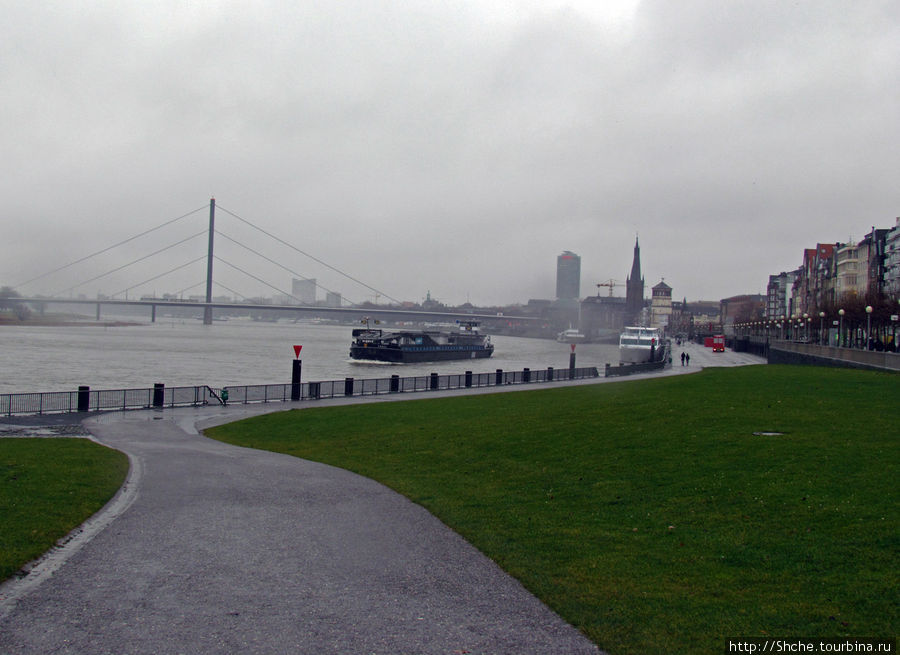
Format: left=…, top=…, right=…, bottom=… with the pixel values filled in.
left=0, top=319, right=622, bottom=394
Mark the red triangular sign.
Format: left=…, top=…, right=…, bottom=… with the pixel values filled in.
left=293, top=345, right=303, bottom=358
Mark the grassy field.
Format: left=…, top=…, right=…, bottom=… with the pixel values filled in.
left=207, top=365, right=898, bottom=655
left=0, top=438, right=129, bottom=581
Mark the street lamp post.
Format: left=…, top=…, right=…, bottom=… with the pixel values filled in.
left=819, top=311, right=825, bottom=344
left=803, top=313, right=809, bottom=342
left=866, top=305, right=873, bottom=350
left=838, top=309, right=845, bottom=347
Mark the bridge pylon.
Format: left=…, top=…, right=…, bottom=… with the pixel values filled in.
left=204, top=197, right=215, bottom=325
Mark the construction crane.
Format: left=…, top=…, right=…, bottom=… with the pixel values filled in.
left=596, top=279, right=624, bottom=297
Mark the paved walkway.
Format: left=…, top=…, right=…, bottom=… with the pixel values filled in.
left=0, top=344, right=764, bottom=654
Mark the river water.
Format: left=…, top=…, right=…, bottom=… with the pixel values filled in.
left=0, top=318, right=622, bottom=394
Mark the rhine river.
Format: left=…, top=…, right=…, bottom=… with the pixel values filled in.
left=0, top=318, right=622, bottom=394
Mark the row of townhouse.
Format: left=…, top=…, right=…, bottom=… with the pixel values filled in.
left=766, top=217, right=900, bottom=321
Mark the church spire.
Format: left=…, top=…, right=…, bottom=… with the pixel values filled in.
left=628, top=236, right=642, bottom=285
left=625, top=235, right=645, bottom=324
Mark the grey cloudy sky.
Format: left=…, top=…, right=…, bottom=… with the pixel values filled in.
left=2, top=0, right=898, bottom=307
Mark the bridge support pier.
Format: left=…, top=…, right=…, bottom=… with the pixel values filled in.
left=96, top=303, right=101, bottom=321
left=151, top=304, right=156, bottom=323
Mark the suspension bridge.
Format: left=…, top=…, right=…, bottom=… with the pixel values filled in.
left=7, top=199, right=532, bottom=326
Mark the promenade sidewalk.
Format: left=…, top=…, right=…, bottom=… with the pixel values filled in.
left=0, top=344, right=764, bottom=654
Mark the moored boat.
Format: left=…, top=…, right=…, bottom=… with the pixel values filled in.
left=350, top=320, right=494, bottom=363
left=556, top=327, right=587, bottom=343
left=618, top=326, right=662, bottom=363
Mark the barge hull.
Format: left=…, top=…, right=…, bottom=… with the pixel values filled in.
left=350, top=347, right=493, bottom=363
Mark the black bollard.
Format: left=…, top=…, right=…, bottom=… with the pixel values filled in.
left=523, top=367, right=530, bottom=383
left=291, top=359, right=302, bottom=401
left=430, top=372, right=439, bottom=390
left=547, top=366, right=554, bottom=381
left=153, top=383, right=165, bottom=408
left=390, top=374, right=400, bottom=393
left=465, top=370, right=472, bottom=388
left=77, top=385, right=90, bottom=412
left=344, top=377, right=354, bottom=396
left=495, top=369, right=503, bottom=385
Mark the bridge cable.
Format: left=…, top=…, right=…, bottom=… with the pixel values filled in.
left=51, top=230, right=207, bottom=297
left=214, top=256, right=303, bottom=304
left=173, top=280, right=207, bottom=298
left=13, top=204, right=208, bottom=290
left=216, top=230, right=357, bottom=306
left=208, top=280, right=254, bottom=303
left=109, top=256, right=207, bottom=299
left=217, top=205, right=403, bottom=305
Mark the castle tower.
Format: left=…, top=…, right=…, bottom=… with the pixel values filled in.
left=625, top=237, right=645, bottom=325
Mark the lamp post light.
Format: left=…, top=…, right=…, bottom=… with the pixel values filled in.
left=819, top=311, right=825, bottom=344
left=865, top=305, right=873, bottom=350
left=892, top=312, right=899, bottom=351
left=838, top=309, right=845, bottom=347
left=803, top=313, right=809, bottom=342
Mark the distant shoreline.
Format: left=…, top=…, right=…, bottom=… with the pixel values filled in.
left=0, top=315, right=141, bottom=328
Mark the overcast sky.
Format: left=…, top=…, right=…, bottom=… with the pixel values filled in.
left=2, top=0, right=898, bottom=307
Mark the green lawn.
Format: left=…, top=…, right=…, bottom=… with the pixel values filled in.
left=206, top=365, right=898, bottom=655
left=0, top=438, right=129, bottom=581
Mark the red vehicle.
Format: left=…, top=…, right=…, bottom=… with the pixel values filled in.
left=711, top=334, right=725, bottom=352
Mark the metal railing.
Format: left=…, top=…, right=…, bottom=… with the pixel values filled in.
left=1, top=367, right=600, bottom=417
left=1, top=385, right=217, bottom=417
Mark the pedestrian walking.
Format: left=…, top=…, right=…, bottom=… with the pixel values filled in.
left=685, top=353, right=690, bottom=366
left=680, top=352, right=686, bottom=366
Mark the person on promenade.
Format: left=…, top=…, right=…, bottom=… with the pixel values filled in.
left=681, top=352, right=686, bottom=366
left=685, top=352, right=690, bottom=366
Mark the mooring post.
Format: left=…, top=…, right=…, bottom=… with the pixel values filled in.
left=153, top=383, right=165, bottom=408
left=77, top=386, right=90, bottom=412
left=291, top=359, right=302, bottom=401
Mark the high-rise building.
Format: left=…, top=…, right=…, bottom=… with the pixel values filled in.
left=291, top=278, right=316, bottom=305
left=556, top=251, right=581, bottom=300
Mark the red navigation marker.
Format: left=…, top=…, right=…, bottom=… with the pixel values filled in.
left=293, top=345, right=303, bottom=359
